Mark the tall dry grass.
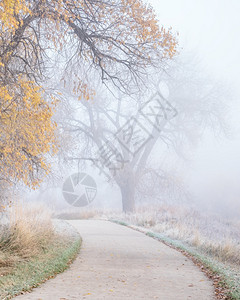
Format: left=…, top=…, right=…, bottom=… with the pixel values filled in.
left=109, top=204, right=240, bottom=265
left=0, top=202, right=54, bottom=273
left=57, top=204, right=240, bottom=265
left=53, top=203, right=240, bottom=265
left=54, top=207, right=103, bottom=220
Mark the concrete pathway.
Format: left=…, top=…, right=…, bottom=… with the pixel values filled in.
left=16, top=220, right=215, bottom=299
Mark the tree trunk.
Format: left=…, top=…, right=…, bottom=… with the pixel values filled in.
left=118, top=173, right=135, bottom=213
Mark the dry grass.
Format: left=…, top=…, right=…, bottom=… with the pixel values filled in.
left=54, top=203, right=240, bottom=299
left=109, top=204, right=240, bottom=299
left=108, top=204, right=240, bottom=265
left=57, top=204, right=240, bottom=265
left=0, top=202, right=81, bottom=299
left=54, top=207, right=102, bottom=220
left=0, top=202, right=54, bottom=274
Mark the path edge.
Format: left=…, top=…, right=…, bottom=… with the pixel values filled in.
left=109, top=219, right=233, bottom=300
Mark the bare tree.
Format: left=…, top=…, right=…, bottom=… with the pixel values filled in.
left=0, top=0, right=177, bottom=188
left=57, top=54, right=229, bottom=212
left=59, top=78, right=177, bottom=212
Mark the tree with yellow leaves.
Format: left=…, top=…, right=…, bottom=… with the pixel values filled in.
left=0, top=0, right=177, bottom=188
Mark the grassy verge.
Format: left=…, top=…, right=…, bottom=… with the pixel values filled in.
left=0, top=203, right=81, bottom=300
left=0, top=236, right=81, bottom=300
left=53, top=204, right=240, bottom=299
left=111, top=219, right=240, bottom=300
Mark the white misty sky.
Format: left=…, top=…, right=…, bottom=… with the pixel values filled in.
left=148, top=0, right=240, bottom=95
left=146, top=0, right=240, bottom=215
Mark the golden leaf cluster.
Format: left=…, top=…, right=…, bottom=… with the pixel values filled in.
left=0, top=0, right=177, bottom=187
left=0, top=76, right=57, bottom=187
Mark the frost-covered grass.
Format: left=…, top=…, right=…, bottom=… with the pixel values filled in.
left=119, top=220, right=240, bottom=299
left=109, top=205, right=240, bottom=300
left=109, top=205, right=240, bottom=265
left=57, top=204, right=240, bottom=299
left=0, top=203, right=54, bottom=261
left=54, top=207, right=100, bottom=220
left=0, top=202, right=81, bottom=299
left=55, top=204, right=240, bottom=265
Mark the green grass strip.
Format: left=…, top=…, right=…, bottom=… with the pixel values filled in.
left=111, top=219, right=240, bottom=300
left=0, top=237, right=81, bottom=300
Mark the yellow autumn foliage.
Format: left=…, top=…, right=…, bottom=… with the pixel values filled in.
left=0, top=0, right=30, bottom=32
left=0, top=0, right=177, bottom=187
left=0, top=77, right=57, bottom=187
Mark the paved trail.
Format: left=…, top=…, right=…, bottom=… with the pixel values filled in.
left=16, top=220, right=214, bottom=300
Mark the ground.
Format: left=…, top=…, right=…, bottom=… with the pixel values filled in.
left=15, top=220, right=215, bottom=300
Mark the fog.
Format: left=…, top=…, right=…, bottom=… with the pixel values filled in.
left=146, top=0, right=240, bottom=218
left=2, top=3, right=240, bottom=299
left=22, top=0, right=240, bottom=219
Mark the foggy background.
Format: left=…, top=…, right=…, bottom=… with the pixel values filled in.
left=25, top=0, right=240, bottom=219
left=147, top=0, right=240, bottom=218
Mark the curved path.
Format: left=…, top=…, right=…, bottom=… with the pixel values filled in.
left=16, top=220, right=214, bottom=299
